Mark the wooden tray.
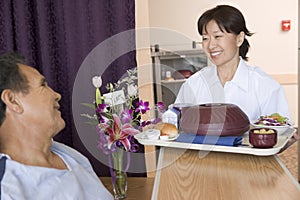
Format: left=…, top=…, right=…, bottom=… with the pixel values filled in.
left=135, top=127, right=296, bottom=156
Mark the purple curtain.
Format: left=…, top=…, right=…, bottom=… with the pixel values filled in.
left=0, top=0, right=145, bottom=176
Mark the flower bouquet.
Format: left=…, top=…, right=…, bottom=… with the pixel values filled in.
left=82, top=68, right=164, bottom=199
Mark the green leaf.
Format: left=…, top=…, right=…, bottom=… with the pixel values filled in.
left=95, top=88, right=103, bottom=105
left=84, top=121, right=99, bottom=125
left=81, top=103, right=95, bottom=109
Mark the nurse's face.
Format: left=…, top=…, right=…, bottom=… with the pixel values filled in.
left=201, top=20, right=244, bottom=68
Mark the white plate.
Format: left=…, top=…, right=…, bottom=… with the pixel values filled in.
left=135, top=129, right=160, bottom=140
left=251, top=123, right=292, bottom=135
left=159, top=134, right=179, bottom=141
left=135, top=130, right=179, bottom=141
left=135, top=127, right=296, bottom=156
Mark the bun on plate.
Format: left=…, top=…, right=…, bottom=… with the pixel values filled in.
left=155, top=123, right=178, bottom=138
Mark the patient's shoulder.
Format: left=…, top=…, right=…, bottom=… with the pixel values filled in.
left=51, top=141, right=93, bottom=171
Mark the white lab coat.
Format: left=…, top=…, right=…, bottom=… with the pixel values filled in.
left=175, top=58, right=291, bottom=121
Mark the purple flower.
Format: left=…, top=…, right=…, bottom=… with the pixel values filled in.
left=96, top=103, right=107, bottom=123
left=120, top=108, right=133, bottom=123
left=138, top=120, right=151, bottom=131
left=127, top=135, right=139, bottom=152
left=141, top=120, right=151, bottom=127
left=156, top=102, right=165, bottom=113
left=96, top=103, right=107, bottom=114
left=151, top=118, right=162, bottom=124
left=135, top=100, right=150, bottom=114
left=98, top=114, right=140, bottom=151
left=96, top=126, right=111, bottom=155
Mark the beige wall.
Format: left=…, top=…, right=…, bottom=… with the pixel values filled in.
left=136, top=0, right=298, bottom=125
left=135, top=0, right=156, bottom=111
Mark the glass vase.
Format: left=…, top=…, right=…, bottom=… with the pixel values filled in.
left=111, top=149, right=128, bottom=199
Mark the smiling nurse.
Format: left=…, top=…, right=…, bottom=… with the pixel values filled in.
left=175, top=5, right=290, bottom=122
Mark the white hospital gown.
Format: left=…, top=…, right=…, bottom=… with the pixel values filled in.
left=0, top=141, right=113, bottom=200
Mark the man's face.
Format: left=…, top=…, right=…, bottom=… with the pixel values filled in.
left=16, top=64, right=65, bottom=136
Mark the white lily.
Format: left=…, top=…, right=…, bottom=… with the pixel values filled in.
left=92, top=76, right=103, bottom=105
left=92, top=76, right=102, bottom=88
left=127, top=84, right=137, bottom=97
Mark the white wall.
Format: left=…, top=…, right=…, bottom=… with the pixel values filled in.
left=136, top=0, right=298, bottom=124
left=147, top=0, right=297, bottom=72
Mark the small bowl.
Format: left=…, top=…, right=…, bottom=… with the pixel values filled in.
left=159, top=135, right=170, bottom=140
left=249, top=128, right=277, bottom=148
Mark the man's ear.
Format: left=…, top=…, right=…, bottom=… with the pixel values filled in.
left=237, top=31, right=245, bottom=47
left=1, top=89, right=23, bottom=113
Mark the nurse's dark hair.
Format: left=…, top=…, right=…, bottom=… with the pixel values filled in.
left=0, top=52, right=28, bottom=126
left=197, top=5, right=253, bottom=61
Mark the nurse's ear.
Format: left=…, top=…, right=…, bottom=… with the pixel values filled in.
left=237, top=31, right=245, bottom=47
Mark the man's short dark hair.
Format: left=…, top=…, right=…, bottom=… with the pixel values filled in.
left=0, top=52, right=28, bottom=126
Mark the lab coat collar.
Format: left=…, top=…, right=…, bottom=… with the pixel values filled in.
left=231, top=58, right=249, bottom=92
left=206, top=58, right=249, bottom=92
left=205, top=65, right=220, bottom=87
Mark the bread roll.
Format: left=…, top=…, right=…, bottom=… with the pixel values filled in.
left=155, top=123, right=178, bottom=138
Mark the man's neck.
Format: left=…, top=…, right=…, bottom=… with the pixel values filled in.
left=0, top=125, right=66, bottom=169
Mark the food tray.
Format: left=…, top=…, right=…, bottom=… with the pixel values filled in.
left=135, top=127, right=296, bottom=156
